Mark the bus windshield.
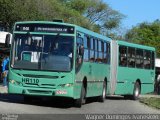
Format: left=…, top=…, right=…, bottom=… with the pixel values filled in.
left=11, top=34, right=74, bottom=72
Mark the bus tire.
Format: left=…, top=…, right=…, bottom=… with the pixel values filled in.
left=99, top=81, right=106, bottom=102
left=132, top=82, right=140, bottom=100
left=75, top=84, right=86, bottom=108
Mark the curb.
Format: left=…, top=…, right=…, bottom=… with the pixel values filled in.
left=140, top=94, right=160, bottom=98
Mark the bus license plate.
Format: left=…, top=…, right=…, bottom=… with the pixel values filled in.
left=22, top=78, right=39, bottom=84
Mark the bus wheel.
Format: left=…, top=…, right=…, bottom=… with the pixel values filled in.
left=132, top=82, right=140, bottom=100
left=75, top=84, right=86, bottom=108
left=99, top=81, right=106, bottom=102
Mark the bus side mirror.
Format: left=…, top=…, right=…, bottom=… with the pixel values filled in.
left=5, top=34, right=11, bottom=47
left=79, top=45, right=84, bottom=56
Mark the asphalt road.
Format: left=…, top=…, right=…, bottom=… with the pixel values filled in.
left=0, top=94, right=159, bottom=120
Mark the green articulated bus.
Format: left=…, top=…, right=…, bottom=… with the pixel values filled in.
left=8, top=21, right=155, bottom=107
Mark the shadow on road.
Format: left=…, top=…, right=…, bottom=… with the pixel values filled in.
left=0, top=94, right=24, bottom=103
left=0, top=93, right=75, bottom=108
left=106, top=95, right=125, bottom=100
left=0, top=93, right=127, bottom=108
left=0, top=93, right=106, bottom=108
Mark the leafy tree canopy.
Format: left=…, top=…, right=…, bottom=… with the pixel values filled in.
left=0, top=0, right=124, bottom=35
left=64, top=0, right=125, bottom=33
left=125, top=19, right=160, bottom=57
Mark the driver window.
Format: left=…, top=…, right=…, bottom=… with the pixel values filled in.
left=76, top=32, right=84, bottom=71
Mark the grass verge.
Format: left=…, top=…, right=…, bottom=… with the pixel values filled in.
left=139, top=97, right=160, bottom=109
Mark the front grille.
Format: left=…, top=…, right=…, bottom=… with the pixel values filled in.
left=41, top=84, right=56, bottom=87
left=27, top=90, right=52, bottom=94
left=22, top=74, right=59, bottom=79
left=24, top=83, right=56, bottom=88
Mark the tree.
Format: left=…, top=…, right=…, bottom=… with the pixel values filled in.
left=0, top=0, right=92, bottom=31
left=0, top=0, right=124, bottom=35
left=0, top=0, right=14, bottom=30
left=0, top=0, right=44, bottom=30
left=63, top=0, right=125, bottom=33
left=125, top=20, right=160, bottom=57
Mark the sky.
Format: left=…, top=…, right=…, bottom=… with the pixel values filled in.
left=104, top=0, right=160, bottom=29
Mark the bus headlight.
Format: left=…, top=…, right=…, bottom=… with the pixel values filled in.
left=10, top=80, right=15, bottom=84
left=9, top=80, right=21, bottom=86
left=59, top=83, right=73, bottom=87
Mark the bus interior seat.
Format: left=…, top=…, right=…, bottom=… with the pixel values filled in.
left=21, top=51, right=31, bottom=61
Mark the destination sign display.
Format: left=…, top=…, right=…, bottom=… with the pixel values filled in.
left=15, top=23, right=74, bottom=34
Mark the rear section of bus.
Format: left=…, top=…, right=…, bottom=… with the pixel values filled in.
left=109, top=40, right=155, bottom=99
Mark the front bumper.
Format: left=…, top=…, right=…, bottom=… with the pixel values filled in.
left=8, top=82, right=74, bottom=98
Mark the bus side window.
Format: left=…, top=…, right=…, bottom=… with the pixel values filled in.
left=144, top=50, right=151, bottom=69
left=128, top=47, right=135, bottom=68
left=119, top=46, right=127, bottom=67
left=103, top=42, right=106, bottom=63
left=89, top=38, right=95, bottom=62
left=97, top=40, right=103, bottom=63
left=76, top=33, right=84, bottom=67
left=107, top=43, right=110, bottom=64
left=136, top=49, right=144, bottom=69
left=83, top=35, right=89, bottom=62
left=103, top=42, right=110, bottom=64
left=95, top=39, right=98, bottom=62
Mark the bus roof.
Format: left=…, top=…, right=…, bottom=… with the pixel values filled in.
left=14, top=21, right=155, bottom=50
left=14, top=21, right=112, bottom=42
left=75, top=25, right=111, bottom=42
left=117, top=40, right=155, bottom=51
left=15, top=21, right=75, bottom=26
